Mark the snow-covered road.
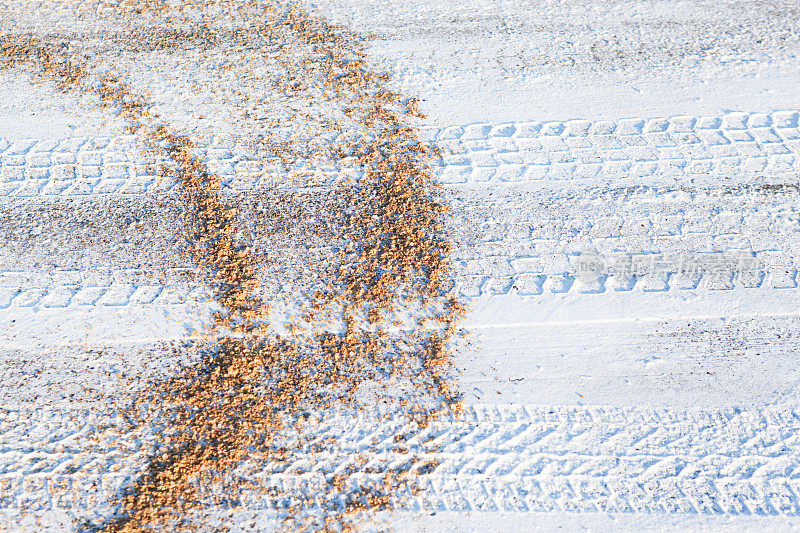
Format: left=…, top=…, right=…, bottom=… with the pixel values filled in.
left=1, top=0, right=800, bottom=531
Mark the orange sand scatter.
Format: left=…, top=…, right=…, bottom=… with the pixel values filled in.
left=1, top=1, right=463, bottom=530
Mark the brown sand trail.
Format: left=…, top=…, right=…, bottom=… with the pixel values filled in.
left=0, top=1, right=462, bottom=530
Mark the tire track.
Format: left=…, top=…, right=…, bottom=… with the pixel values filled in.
left=448, top=183, right=800, bottom=297
left=2, top=403, right=800, bottom=526
left=0, top=269, right=203, bottom=309
left=5, top=120, right=800, bottom=303
left=427, top=111, right=800, bottom=186
left=2, top=111, right=799, bottom=196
